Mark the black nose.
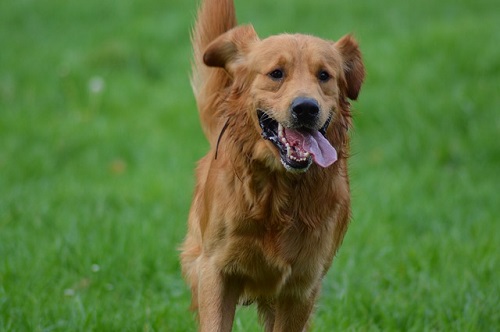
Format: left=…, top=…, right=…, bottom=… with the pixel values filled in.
left=291, top=97, right=320, bottom=124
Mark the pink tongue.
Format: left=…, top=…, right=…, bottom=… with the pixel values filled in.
left=284, top=129, right=338, bottom=167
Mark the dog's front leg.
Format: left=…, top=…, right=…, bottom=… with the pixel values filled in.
left=272, top=287, right=320, bottom=332
left=198, top=258, right=241, bottom=332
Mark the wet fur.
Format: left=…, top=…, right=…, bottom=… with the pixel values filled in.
left=180, top=0, right=365, bottom=331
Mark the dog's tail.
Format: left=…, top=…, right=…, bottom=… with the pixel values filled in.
left=191, top=0, right=236, bottom=140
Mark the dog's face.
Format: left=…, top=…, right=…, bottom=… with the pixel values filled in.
left=204, top=26, right=364, bottom=172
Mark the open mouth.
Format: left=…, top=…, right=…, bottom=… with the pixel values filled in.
left=258, top=110, right=337, bottom=172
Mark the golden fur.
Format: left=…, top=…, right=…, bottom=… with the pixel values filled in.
left=180, top=0, right=365, bottom=330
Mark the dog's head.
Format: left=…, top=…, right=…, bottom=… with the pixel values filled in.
left=204, top=25, right=365, bottom=173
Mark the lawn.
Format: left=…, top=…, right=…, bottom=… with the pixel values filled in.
left=0, top=0, right=498, bottom=330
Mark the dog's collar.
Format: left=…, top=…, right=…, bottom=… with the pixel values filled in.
left=215, top=118, right=230, bottom=160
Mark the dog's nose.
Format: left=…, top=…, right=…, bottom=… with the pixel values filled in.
left=291, top=97, right=320, bottom=124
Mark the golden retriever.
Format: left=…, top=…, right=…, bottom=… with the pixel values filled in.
left=180, top=0, right=364, bottom=330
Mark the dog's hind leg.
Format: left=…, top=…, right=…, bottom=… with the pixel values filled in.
left=257, top=300, right=276, bottom=332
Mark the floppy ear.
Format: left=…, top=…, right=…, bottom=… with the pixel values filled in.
left=203, top=25, right=259, bottom=72
left=335, top=35, right=365, bottom=100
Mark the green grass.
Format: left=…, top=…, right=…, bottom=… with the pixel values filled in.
left=0, top=0, right=498, bottom=330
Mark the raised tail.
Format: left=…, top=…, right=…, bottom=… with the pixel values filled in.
left=191, top=0, right=237, bottom=141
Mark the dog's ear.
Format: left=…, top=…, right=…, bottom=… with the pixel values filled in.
left=335, top=35, right=365, bottom=100
left=203, top=25, right=259, bottom=72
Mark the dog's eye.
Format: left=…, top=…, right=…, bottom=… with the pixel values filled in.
left=268, top=69, right=284, bottom=80
left=318, top=70, right=331, bottom=82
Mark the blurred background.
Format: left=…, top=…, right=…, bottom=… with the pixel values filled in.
left=0, top=0, right=498, bottom=330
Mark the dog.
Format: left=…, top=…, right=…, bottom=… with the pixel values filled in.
left=180, top=0, right=364, bottom=330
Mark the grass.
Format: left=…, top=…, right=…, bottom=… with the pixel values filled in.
left=0, top=0, right=498, bottom=330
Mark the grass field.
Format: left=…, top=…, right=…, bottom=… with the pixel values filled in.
left=0, top=0, right=498, bottom=330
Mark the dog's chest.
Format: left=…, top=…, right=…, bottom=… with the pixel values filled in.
left=220, top=222, right=331, bottom=297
